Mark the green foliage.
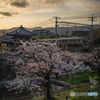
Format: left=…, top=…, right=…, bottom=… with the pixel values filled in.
left=72, top=88, right=80, bottom=92
left=38, top=34, right=58, bottom=39
left=71, top=31, right=89, bottom=37
left=59, top=35, right=68, bottom=38
left=72, top=83, right=100, bottom=100
left=75, top=70, right=87, bottom=75
left=38, top=35, right=47, bottom=39
left=59, top=70, right=98, bottom=84
left=26, top=82, right=100, bottom=100
left=44, top=96, right=48, bottom=100
left=72, top=96, right=96, bottom=100
left=47, top=34, right=60, bottom=39
left=93, top=76, right=98, bottom=80
left=38, top=34, right=68, bottom=39
left=93, top=27, right=100, bottom=46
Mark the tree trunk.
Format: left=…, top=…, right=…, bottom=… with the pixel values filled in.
left=97, top=66, right=100, bottom=90
left=45, top=75, right=51, bottom=100
left=97, top=66, right=100, bottom=99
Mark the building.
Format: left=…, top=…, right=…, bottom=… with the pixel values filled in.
left=0, top=25, right=33, bottom=52
left=72, top=31, right=91, bottom=37
left=33, top=29, right=52, bottom=36
left=38, top=36, right=88, bottom=51
left=38, top=36, right=87, bottom=44
left=6, top=25, right=33, bottom=39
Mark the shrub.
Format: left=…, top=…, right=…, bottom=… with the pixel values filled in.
left=93, top=76, right=98, bottom=80
left=72, top=88, right=80, bottom=92
left=72, top=96, right=96, bottom=100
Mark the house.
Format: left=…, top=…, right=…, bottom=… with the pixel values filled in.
left=33, top=29, right=52, bottom=36
left=6, top=25, right=33, bottom=39
left=0, top=25, right=34, bottom=52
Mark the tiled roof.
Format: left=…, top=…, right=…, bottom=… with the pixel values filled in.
left=6, top=25, right=33, bottom=36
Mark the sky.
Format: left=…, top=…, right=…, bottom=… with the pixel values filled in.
left=0, top=0, right=100, bottom=29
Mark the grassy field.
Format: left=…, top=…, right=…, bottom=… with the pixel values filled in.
left=0, top=69, right=99, bottom=100
left=27, top=69, right=100, bottom=100
left=59, top=69, right=98, bottom=84
left=27, top=83, right=100, bottom=100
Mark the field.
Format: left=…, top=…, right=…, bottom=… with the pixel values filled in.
left=26, top=68, right=100, bottom=100
left=59, top=69, right=98, bottom=84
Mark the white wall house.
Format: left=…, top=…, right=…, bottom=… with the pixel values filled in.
left=33, top=29, right=52, bottom=36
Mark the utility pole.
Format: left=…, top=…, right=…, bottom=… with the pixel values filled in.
left=3, top=30, right=5, bottom=40
left=53, top=16, right=61, bottom=46
left=55, top=17, right=58, bottom=45
left=89, top=13, right=96, bottom=45
left=91, top=14, right=94, bottom=45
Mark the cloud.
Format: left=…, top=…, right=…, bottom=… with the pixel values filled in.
left=10, top=0, right=29, bottom=8
left=64, top=0, right=100, bottom=12
left=87, top=2, right=100, bottom=11
left=41, top=0, right=69, bottom=7
left=34, top=8, right=57, bottom=13
left=0, top=12, right=18, bottom=17
left=0, top=17, right=4, bottom=19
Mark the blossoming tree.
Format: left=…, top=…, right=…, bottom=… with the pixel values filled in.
left=5, top=40, right=63, bottom=99
left=4, top=40, right=95, bottom=100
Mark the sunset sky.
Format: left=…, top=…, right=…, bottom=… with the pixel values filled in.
left=0, top=0, right=100, bottom=29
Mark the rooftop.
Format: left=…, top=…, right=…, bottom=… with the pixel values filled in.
left=6, top=25, right=33, bottom=36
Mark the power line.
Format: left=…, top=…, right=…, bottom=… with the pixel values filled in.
left=36, top=21, right=54, bottom=27
left=33, top=18, right=54, bottom=27
left=28, top=18, right=54, bottom=28
left=27, top=13, right=100, bottom=28
left=59, top=13, right=100, bottom=20
left=54, top=13, right=98, bottom=46
left=57, top=21, right=89, bottom=27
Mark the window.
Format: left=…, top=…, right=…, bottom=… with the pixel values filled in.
left=74, top=39, right=77, bottom=42
left=63, top=40, right=68, bottom=42
left=78, top=39, right=81, bottom=42
left=70, top=39, right=73, bottom=42
left=61, top=40, right=64, bottom=42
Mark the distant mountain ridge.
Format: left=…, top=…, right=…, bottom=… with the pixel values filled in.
left=0, top=27, right=19, bottom=36
left=0, top=25, right=100, bottom=36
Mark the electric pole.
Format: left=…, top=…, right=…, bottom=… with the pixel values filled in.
left=53, top=16, right=61, bottom=46
left=55, top=17, right=58, bottom=45
left=3, top=30, right=5, bottom=40
left=91, top=14, right=94, bottom=45
left=88, top=13, right=96, bottom=45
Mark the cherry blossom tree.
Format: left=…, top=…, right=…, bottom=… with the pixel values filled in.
left=5, top=40, right=63, bottom=99
left=4, top=39, right=95, bottom=100
left=92, top=47, right=100, bottom=92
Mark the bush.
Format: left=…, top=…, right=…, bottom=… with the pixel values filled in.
left=93, top=76, right=98, bottom=80
left=72, top=96, right=96, bottom=100
left=72, top=88, right=80, bottom=92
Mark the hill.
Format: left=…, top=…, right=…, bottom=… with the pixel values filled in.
left=0, top=25, right=100, bottom=36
